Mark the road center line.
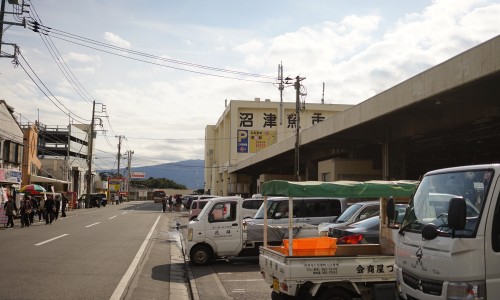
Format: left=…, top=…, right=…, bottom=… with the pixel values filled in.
left=86, top=222, right=101, bottom=228
left=110, top=215, right=161, bottom=300
left=35, top=234, right=68, bottom=246
left=121, top=212, right=128, bottom=214
left=109, top=216, right=117, bottom=219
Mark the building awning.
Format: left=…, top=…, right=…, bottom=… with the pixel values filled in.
left=30, top=175, right=70, bottom=185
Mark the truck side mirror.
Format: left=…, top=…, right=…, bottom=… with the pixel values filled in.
left=208, top=214, right=215, bottom=223
left=448, top=197, right=466, bottom=230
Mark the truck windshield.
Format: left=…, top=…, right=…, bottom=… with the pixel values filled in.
left=401, top=169, right=493, bottom=237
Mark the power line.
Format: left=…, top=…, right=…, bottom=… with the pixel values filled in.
left=27, top=21, right=277, bottom=84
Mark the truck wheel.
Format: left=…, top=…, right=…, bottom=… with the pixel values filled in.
left=271, top=291, right=288, bottom=300
left=317, top=288, right=353, bottom=300
left=190, top=245, right=212, bottom=266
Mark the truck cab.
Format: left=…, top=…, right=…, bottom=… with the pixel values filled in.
left=186, top=196, right=244, bottom=265
left=394, top=164, right=499, bottom=300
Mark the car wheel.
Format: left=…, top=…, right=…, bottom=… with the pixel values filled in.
left=190, top=245, right=212, bottom=266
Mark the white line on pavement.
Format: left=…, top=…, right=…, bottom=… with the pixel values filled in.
left=109, top=216, right=117, bottom=219
left=121, top=212, right=128, bottom=214
left=86, top=222, right=101, bottom=228
left=110, top=214, right=161, bottom=300
left=35, top=234, right=69, bottom=246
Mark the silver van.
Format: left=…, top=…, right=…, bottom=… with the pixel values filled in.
left=250, top=197, right=348, bottom=225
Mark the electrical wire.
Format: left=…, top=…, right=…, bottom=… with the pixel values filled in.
left=27, top=21, right=277, bottom=84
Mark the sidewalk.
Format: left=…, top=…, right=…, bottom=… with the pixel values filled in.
left=169, top=211, right=199, bottom=300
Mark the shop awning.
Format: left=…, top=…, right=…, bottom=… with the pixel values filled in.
left=30, top=175, right=70, bottom=185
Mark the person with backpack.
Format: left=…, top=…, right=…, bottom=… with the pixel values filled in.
left=4, top=196, right=16, bottom=228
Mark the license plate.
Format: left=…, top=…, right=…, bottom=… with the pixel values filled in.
left=273, top=277, right=280, bottom=292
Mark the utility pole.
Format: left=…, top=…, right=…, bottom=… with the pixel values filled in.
left=0, top=0, right=27, bottom=59
left=116, top=135, right=125, bottom=175
left=294, top=76, right=306, bottom=181
left=126, top=150, right=134, bottom=200
left=85, top=101, right=96, bottom=208
left=278, top=63, right=284, bottom=125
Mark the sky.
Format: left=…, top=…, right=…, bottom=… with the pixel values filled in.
left=1, top=0, right=499, bottom=172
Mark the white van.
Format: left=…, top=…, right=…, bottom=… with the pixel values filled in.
left=241, top=197, right=263, bottom=219
left=249, top=197, right=348, bottom=225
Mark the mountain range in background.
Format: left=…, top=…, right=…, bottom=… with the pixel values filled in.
left=100, top=159, right=205, bottom=190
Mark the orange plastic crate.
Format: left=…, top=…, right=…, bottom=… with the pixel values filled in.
left=281, top=237, right=337, bottom=256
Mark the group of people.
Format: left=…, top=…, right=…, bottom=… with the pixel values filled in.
left=161, top=194, right=182, bottom=213
left=3, top=193, right=68, bottom=228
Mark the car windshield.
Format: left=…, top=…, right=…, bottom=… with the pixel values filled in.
left=336, top=203, right=364, bottom=223
left=401, top=169, right=492, bottom=237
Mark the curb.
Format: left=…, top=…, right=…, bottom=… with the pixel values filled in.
left=178, top=225, right=200, bottom=300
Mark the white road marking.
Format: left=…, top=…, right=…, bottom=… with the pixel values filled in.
left=86, top=222, right=101, bottom=228
left=110, top=215, right=161, bottom=300
left=109, top=216, right=117, bottom=219
left=35, top=234, right=68, bottom=246
left=121, top=212, right=128, bottom=214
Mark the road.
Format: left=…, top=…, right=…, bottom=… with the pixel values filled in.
left=0, top=201, right=272, bottom=300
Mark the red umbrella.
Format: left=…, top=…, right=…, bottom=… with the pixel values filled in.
left=19, top=184, right=47, bottom=194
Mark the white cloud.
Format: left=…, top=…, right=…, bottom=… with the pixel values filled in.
left=103, top=32, right=131, bottom=48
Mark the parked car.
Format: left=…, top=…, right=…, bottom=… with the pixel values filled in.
left=78, top=193, right=107, bottom=208
left=328, top=203, right=408, bottom=244
left=329, top=215, right=381, bottom=244
left=241, top=197, right=264, bottom=219
left=249, top=197, right=348, bottom=225
left=188, top=195, right=219, bottom=220
left=317, top=200, right=380, bottom=236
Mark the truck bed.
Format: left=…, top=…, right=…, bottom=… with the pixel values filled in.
left=260, top=244, right=395, bottom=283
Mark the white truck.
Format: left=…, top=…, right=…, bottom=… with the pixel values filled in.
left=259, top=180, right=418, bottom=300
left=390, top=164, right=499, bottom=300
left=186, top=196, right=319, bottom=265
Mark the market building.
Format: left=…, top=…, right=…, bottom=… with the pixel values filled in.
left=206, top=35, right=500, bottom=196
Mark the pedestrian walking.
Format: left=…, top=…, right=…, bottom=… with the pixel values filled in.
left=175, top=194, right=182, bottom=212
left=38, top=196, right=45, bottom=222
left=161, top=196, right=167, bottom=213
left=20, top=195, right=32, bottom=228
left=114, top=194, right=119, bottom=205
left=54, top=195, right=61, bottom=221
left=168, top=195, right=173, bottom=212
left=29, top=196, right=37, bottom=224
left=119, top=194, right=123, bottom=204
left=4, top=196, right=16, bottom=228
left=45, top=195, right=55, bottom=224
left=61, top=194, right=68, bottom=217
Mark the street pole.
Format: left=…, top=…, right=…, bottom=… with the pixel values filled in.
left=127, top=150, right=134, bottom=201
left=85, top=101, right=96, bottom=208
left=294, top=76, right=301, bottom=181
left=116, top=135, right=124, bottom=176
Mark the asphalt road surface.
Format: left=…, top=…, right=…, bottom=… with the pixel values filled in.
left=0, top=201, right=189, bottom=300
left=1, top=201, right=274, bottom=300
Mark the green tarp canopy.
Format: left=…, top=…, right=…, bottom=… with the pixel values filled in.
left=261, top=180, right=419, bottom=198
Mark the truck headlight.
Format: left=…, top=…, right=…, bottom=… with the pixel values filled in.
left=187, top=228, right=193, bottom=241
left=447, top=280, right=486, bottom=300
